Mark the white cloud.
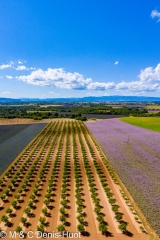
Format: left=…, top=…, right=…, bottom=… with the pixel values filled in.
left=18, top=60, right=27, bottom=64
left=0, top=61, right=15, bottom=69
left=115, top=63, right=160, bottom=93
left=17, top=68, right=92, bottom=90
left=87, top=82, right=115, bottom=90
left=16, top=64, right=160, bottom=94
left=15, top=65, right=28, bottom=70
left=17, top=68, right=115, bottom=91
left=0, top=59, right=156, bottom=95
left=0, top=64, right=12, bottom=69
left=1, top=91, right=11, bottom=95
left=6, top=75, right=13, bottom=79
left=30, top=67, right=36, bottom=70
left=138, top=63, right=160, bottom=82
left=116, top=81, right=160, bottom=92
left=150, top=10, right=160, bottom=22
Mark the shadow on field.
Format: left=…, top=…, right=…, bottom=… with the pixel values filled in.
left=123, top=230, right=133, bottom=237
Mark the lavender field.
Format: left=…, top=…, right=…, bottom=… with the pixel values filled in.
left=85, top=119, right=160, bottom=236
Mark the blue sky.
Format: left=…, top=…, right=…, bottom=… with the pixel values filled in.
left=0, top=0, right=160, bottom=98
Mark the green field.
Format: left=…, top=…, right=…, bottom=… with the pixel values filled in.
left=146, top=105, right=160, bottom=110
left=119, top=117, right=160, bottom=132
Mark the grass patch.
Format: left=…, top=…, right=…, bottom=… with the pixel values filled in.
left=146, top=105, right=160, bottom=110
left=119, top=117, right=160, bottom=132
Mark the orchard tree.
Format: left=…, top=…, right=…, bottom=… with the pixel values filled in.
left=57, top=224, right=65, bottom=233
left=99, top=223, right=108, bottom=234
left=16, top=226, right=22, bottom=233
left=20, top=217, right=27, bottom=227
left=77, top=224, right=85, bottom=233
left=6, top=208, right=13, bottom=217
left=24, top=207, right=31, bottom=217
left=118, top=222, right=127, bottom=233
left=1, top=215, right=9, bottom=225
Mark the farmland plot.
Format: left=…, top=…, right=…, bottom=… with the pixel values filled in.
left=0, top=121, right=148, bottom=240
left=86, top=118, right=160, bottom=237
left=0, top=124, right=32, bottom=144
left=0, top=123, right=47, bottom=174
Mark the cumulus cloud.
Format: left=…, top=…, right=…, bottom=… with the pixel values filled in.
left=0, top=61, right=15, bottom=69
left=17, top=68, right=93, bottom=90
left=15, top=65, right=29, bottom=70
left=138, top=63, right=160, bottom=82
left=0, top=59, right=158, bottom=95
left=6, top=75, right=13, bottom=79
left=0, top=63, right=12, bottom=69
left=17, top=68, right=117, bottom=91
left=16, top=64, right=160, bottom=94
left=151, top=10, right=160, bottom=21
left=116, top=81, right=160, bottom=92
left=114, top=63, right=160, bottom=93
left=87, top=82, right=115, bottom=90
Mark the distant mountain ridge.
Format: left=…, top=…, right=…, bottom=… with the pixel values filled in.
left=0, top=96, right=160, bottom=103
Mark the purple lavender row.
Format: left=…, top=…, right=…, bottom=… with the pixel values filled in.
left=85, top=119, right=160, bottom=236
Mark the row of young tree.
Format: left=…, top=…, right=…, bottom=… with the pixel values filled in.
left=0, top=120, right=144, bottom=236
left=80, top=122, right=128, bottom=233
left=75, top=122, right=109, bottom=235
left=81, top=121, right=147, bottom=233
left=72, top=123, right=87, bottom=234
left=0, top=122, right=60, bottom=232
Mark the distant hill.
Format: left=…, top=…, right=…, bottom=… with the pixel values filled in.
left=0, top=96, right=160, bottom=103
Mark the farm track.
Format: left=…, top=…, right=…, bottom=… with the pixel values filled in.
left=0, top=120, right=149, bottom=240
